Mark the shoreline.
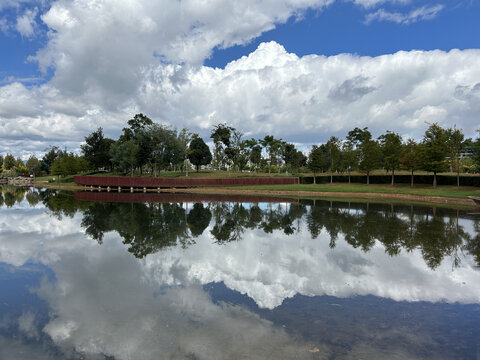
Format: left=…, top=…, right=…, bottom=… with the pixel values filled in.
left=33, top=181, right=477, bottom=207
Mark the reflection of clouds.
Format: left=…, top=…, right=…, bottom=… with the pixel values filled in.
left=35, top=239, right=312, bottom=360
left=145, top=226, right=480, bottom=309
left=0, top=207, right=89, bottom=267
left=0, top=336, right=62, bottom=360
left=2, top=201, right=480, bottom=358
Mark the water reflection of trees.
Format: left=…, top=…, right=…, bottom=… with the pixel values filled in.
left=305, top=201, right=474, bottom=269
left=3, top=186, right=479, bottom=269
left=76, top=198, right=480, bottom=268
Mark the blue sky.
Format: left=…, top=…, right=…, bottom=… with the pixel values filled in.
left=1, top=0, right=480, bottom=157
left=206, top=1, right=480, bottom=68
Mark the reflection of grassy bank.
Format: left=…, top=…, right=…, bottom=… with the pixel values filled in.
left=32, top=179, right=480, bottom=206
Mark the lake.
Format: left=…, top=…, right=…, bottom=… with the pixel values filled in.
left=0, top=186, right=479, bottom=359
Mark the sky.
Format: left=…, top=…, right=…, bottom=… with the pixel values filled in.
left=0, top=0, right=480, bottom=158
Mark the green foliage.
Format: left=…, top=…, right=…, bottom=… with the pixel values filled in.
left=473, top=132, right=480, bottom=171
left=210, top=123, right=234, bottom=170
left=3, top=154, right=15, bottom=170
left=110, top=139, right=139, bottom=176
left=188, top=136, right=212, bottom=171
left=308, top=145, right=326, bottom=182
left=325, top=136, right=342, bottom=180
left=41, top=146, right=65, bottom=174
left=419, top=123, right=449, bottom=187
left=81, top=127, right=113, bottom=170
left=26, top=155, right=42, bottom=175
left=260, top=135, right=284, bottom=173
left=378, top=131, right=402, bottom=184
left=340, top=141, right=357, bottom=175
left=126, top=113, right=153, bottom=134
left=50, top=153, right=89, bottom=176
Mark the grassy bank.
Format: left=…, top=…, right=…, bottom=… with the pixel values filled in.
left=221, top=183, right=480, bottom=199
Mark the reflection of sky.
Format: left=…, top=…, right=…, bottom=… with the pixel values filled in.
left=1, top=199, right=480, bottom=359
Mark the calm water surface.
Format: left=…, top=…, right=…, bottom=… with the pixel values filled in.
left=0, top=186, right=479, bottom=359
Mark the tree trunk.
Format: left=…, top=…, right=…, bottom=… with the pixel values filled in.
left=330, top=172, right=333, bottom=184
left=457, top=170, right=460, bottom=187
left=196, top=164, right=199, bottom=172
left=313, top=173, right=316, bottom=184
left=348, top=169, right=351, bottom=184
left=433, top=171, right=437, bottom=188
left=411, top=169, right=414, bottom=188
left=391, top=168, right=395, bottom=186
left=366, top=171, right=370, bottom=185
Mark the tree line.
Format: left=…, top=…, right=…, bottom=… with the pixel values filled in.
left=1, top=113, right=480, bottom=187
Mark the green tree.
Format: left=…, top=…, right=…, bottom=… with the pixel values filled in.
left=359, top=137, right=381, bottom=185
left=40, top=146, right=64, bottom=174
left=50, top=154, right=89, bottom=177
left=188, top=136, right=212, bottom=172
left=378, top=131, right=403, bottom=185
left=3, top=154, right=15, bottom=170
left=325, top=136, right=342, bottom=183
left=348, top=128, right=381, bottom=185
left=81, top=127, right=113, bottom=170
left=210, top=123, right=234, bottom=170
left=138, top=124, right=186, bottom=174
left=26, top=155, right=41, bottom=175
left=110, top=140, right=139, bottom=176
left=126, top=113, right=153, bottom=134
left=400, top=139, right=420, bottom=187
left=473, top=131, right=480, bottom=172
left=178, top=128, right=193, bottom=175
left=0, top=154, right=3, bottom=170
left=260, top=135, right=284, bottom=174
left=308, top=145, right=324, bottom=184
left=340, top=141, right=357, bottom=184
left=446, top=127, right=465, bottom=187
left=419, top=123, right=449, bottom=187
left=243, top=139, right=261, bottom=172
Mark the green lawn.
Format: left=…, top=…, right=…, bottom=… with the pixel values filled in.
left=221, top=183, right=480, bottom=199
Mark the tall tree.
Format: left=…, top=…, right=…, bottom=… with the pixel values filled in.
left=81, top=127, right=113, bottom=170
left=359, top=138, right=381, bottom=185
left=40, top=146, right=64, bottom=174
left=26, top=155, right=41, bottom=175
left=348, top=128, right=381, bottom=185
left=400, top=139, right=420, bottom=187
left=260, top=135, right=283, bottom=173
left=3, top=154, right=15, bottom=170
left=188, top=136, right=212, bottom=172
left=0, top=155, right=3, bottom=170
left=325, top=136, right=342, bottom=183
left=50, top=154, right=89, bottom=177
left=210, top=123, right=234, bottom=170
left=126, top=113, right=153, bottom=134
left=282, top=143, right=297, bottom=174
left=378, top=131, right=403, bottom=185
left=178, top=128, right=193, bottom=175
left=308, top=145, right=324, bottom=184
left=110, top=140, right=139, bottom=176
left=446, top=126, right=465, bottom=187
left=419, top=123, right=449, bottom=188
left=473, top=131, right=480, bottom=173
left=340, top=141, right=357, bottom=184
